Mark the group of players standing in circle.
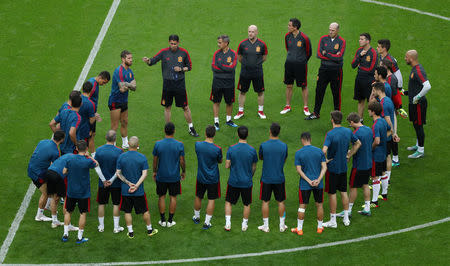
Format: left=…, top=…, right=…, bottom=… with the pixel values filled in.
left=27, top=18, right=431, bottom=242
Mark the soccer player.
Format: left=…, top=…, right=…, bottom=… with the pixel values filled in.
left=152, top=122, right=185, bottom=227
left=116, top=136, right=158, bottom=238
left=108, top=50, right=136, bottom=149
left=49, top=93, right=82, bottom=155
left=143, top=35, right=199, bottom=137
left=351, top=33, right=377, bottom=121
left=372, top=82, right=398, bottom=200
left=377, top=39, right=403, bottom=90
left=404, top=50, right=431, bottom=159
left=62, top=140, right=98, bottom=244
left=292, top=132, right=327, bottom=235
left=224, top=126, right=258, bottom=231
left=95, top=130, right=124, bottom=233
left=280, top=18, right=312, bottom=116
left=258, top=123, right=288, bottom=233
left=346, top=113, right=373, bottom=216
left=192, top=125, right=223, bottom=229
left=87, top=71, right=111, bottom=156
left=28, top=130, right=65, bottom=222
left=78, top=82, right=96, bottom=145
left=368, top=101, right=390, bottom=208
left=372, top=66, right=392, bottom=99
left=306, top=22, right=345, bottom=120
left=210, top=35, right=238, bottom=130
left=322, top=111, right=361, bottom=228
left=234, top=25, right=268, bottom=120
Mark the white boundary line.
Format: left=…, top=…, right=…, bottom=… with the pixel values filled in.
left=360, top=0, right=450, bottom=21
left=0, top=0, right=121, bottom=264
left=5, top=217, right=449, bottom=265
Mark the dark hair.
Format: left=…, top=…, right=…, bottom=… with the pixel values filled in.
left=290, top=18, right=301, bottom=30
left=270, top=123, right=281, bottom=137
left=237, top=126, right=248, bottom=140
left=218, top=34, right=230, bottom=45
left=372, top=81, right=385, bottom=93
left=99, top=71, right=110, bottom=81
left=377, top=39, right=391, bottom=51
left=347, top=112, right=361, bottom=123
left=69, top=90, right=81, bottom=101
left=382, top=58, right=393, bottom=72
left=331, top=110, right=343, bottom=124
left=169, top=34, right=179, bottom=42
left=120, top=50, right=131, bottom=59
left=76, top=140, right=88, bottom=152
left=300, top=131, right=311, bottom=141
left=82, top=81, right=93, bottom=93
left=53, top=130, right=65, bottom=142
left=70, top=93, right=82, bottom=108
left=165, top=122, right=175, bottom=136
left=360, top=33, right=371, bottom=42
left=205, top=125, right=216, bottom=138
left=375, top=66, right=387, bottom=79
left=368, top=101, right=382, bottom=116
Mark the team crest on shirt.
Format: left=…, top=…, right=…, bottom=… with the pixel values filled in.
left=366, top=55, right=371, bottom=62
left=129, top=73, right=132, bottom=79
left=297, top=41, right=302, bottom=47
left=411, top=73, right=414, bottom=78
left=256, top=46, right=261, bottom=52
left=162, top=99, right=165, bottom=105
left=178, top=56, right=182, bottom=62
left=227, top=56, right=232, bottom=63
left=334, top=43, right=339, bottom=49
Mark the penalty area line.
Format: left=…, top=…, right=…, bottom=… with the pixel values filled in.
left=360, top=0, right=450, bottom=21
left=0, top=0, right=121, bottom=264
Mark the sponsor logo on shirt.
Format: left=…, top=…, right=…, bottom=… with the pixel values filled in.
left=297, top=41, right=302, bottom=47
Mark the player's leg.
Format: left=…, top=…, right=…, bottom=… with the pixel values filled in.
left=284, top=84, right=294, bottom=107
left=164, top=106, right=171, bottom=122
left=168, top=196, right=177, bottom=226
left=330, top=68, right=343, bottom=111
left=76, top=198, right=89, bottom=243
left=309, top=68, right=328, bottom=119
left=77, top=212, right=87, bottom=242
left=183, top=105, right=193, bottom=124
left=324, top=172, right=338, bottom=228
left=213, top=102, right=220, bottom=129
left=97, top=204, right=105, bottom=232
left=193, top=181, right=204, bottom=224
left=357, top=100, right=366, bottom=121
left=281, top=62, right=294, bottom=113
left=258, top=182, right=270, bottom=232
left=124, top=212, right=133, bottom=236
left=211, top=86, right=222, bottom=129
left=202, top=182, right=219, bottom=229
left=274, top=182, right=287, bottom=232
left=224, top=185, right=238, bottom=230
left=241, top=187, right=252, bottom=231
left=62, top=197, right=74, bottom=241
left=158, top=195, right=166, bottom=225
left=97, top=187, right=107, bottom=232
left=110, top=108, right=121, bottom=131
left=315, top=201, right=324, bottom=233
left=35, top=182, right=51, bottom=221
left=89, top=132, right=96, bottom=155
left=257, top=92, right=265, bottom=119
left=371, top=175, right=381, bottom=208
left=224, top=88, right=237, bottom=127
left=119, top=109, right=128, bottom=148
left=121, top=196, right=134, bottom=238
left=359, top=184, right=372, bottom=215
left=234, top=76, right=249, bottom=119
left=111, top=188, right=123, bottom=233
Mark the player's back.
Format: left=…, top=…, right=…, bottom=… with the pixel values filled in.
left=195, top=141, right=222, bottom=184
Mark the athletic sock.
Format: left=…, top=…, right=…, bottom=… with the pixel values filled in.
left=146, top=224, right=153, bottom=231
left=205, top=214, right=212, bottom=225
left=238, top=107, right=244, bottom=112
left=63, top=225, right=69, bottom=236
left=168, top=213, right=174, bottom=223
left=52, top=215, right=58, bottom=223
left=386, top=170, right=392, bottom=183
left=226, top=115, right=232, bottom=122
left=98, top=217, right=104, bottom=228
left=225, top=215, right=231, bottom=226
left=194, top=209, right=200, bottom=219
left=279, top=216, right=285, bottom=228
left=372, top=178, right=381, bottom=202
left=418, top=146, right=424, bottom=153
left=297, top=219, right=304, bottom=230
left=214, top=117, right=219, bottom=124
left=127, top=225, right=133, bottom=233
left=37, top=208, right=44, bottom=217
left=77, top=229, right=83, bottom=240
left=160, top=213, right=166, bottom=222
left=364, top=201, right=371, bottom=212
left=381, top=175, right=389, bottom=195
left=317, top=220, right=323, bottom=228
left=330, top=213, right=337, bottom=224
left=258, top=105, right=264, bottom=112
left=344, top=210, right=349, bottom=221
left=188, top=123, right=194, bottom=129
left=113, top=216, right=120, bottom=228
left=242, top=218, right=248, bottom=226
left=348, top=203, right=354, bottom=213
left=122, top=136, right=128, bottom=146
left=45, top=198, right=52, bottom=210
left=263, top=218, right=269, bottom=227
left=393, top=155, right=399, bottom=161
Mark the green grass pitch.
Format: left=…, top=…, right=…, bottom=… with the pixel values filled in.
left=0, top=0, right=449, bottom=264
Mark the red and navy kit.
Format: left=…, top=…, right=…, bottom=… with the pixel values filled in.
left=351, top=47, right=378, bottom=76
left=317, top=35, right=345, bottom=68
left=323, top=127, right=358, bottom=174
left=352, top=126, right=373, bottom=171
left=379, top=53, right=399, bottom=73
left=237, top=38, right=267, bottom=78
left=77, top=95, right=95, bottom=141
left=117, top=151, right=149, bottom=197
left=212, top=48, right=237, bottom=88
left=259, top=139, right=288, bottom=184
left=108, top=65, right=134, bottom=105
left=408, top=64, right=428, bottom=125
left=285, top=32, right=311, bottom=64
left=87, top=77, right=99, bottom=112
left=372, top=118, right=390, bottom=163
left=54, top=108, right=81, bottom=155
left=152, top=138, right=185, bottom=183
left=387, top=74, right=402, bottom=109
left=148, top=47, right=192, bottom=81
left=95, top=144, right=123, bottom=188
left=27, top=139, right=60, bottom=183
left=195, top=141, right=222, bottom=184
left=65, top=154, right=97, bottom=199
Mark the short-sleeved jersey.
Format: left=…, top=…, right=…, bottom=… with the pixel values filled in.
left=352, top=126, right=373, bottom=170
left=408, top=64, right=428, bottom=103
left=351, top=47, right=378, bottom=75
left=77, top=95, right=95, bottom=140
left=317, top=35, right=346, bottom=68
left=226, top=142, right=258, bottom=188
left=323, top=127, right=358, bottom=174
left=48, top=154, right=71, bottom=178
left=87, top=77, right=99, bottom=111
left=380, top=96, right=395, bottom=140
left=212, top=48, right=238, bottom=80
left=379, top=53, right=400, bottom=73
left=384, top=82, right=392, bottom=99
left=195, top=141, right=222, bottom=184
left=237, top=38, right=268, bottom=77
left=117, top=151, right=149, bottom=196
left=95, top=144, right=124, bottom=188
left=65, top=154, right=96, bottom=198
left=148, top=47, right=192, bottom=81
left=152, top=138, right=185, bottom=182
left=295, top=145, right=326, bottom=190
left=259, top=139, right=288, bottom=184
left=285, top=31, right=311, bottom=64
left=58, top=102, right=71, bottom=114
left=27, top=139, right=60, bottom=181
left=54, top=108, right=81, bottom=155
left=387, top=74, right=398, bottom=97
left=108, top=65, right=134, bottom=104
left=372, top=118, right=389, bottom=162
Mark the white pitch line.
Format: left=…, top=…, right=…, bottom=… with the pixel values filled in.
left=0, top=0, right=121, bottom=264
left=360, top=0, right=450, bottom=21
left=8, top=217, right=449, bottom=265
left=72, top=0, right=122, bottom=91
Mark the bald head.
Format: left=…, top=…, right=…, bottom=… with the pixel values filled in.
left=405, top=50, right=418, bottom=65
left=128, top=136, right=139, bottom=149
left=105, top=130, right=117, bottom=143
left=329, top=22, right=339, bottom=38
left=248, top=25, right=258, bottom=40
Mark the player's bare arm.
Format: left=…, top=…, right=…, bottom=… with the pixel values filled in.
left=180, top=156, right=186, bottom=180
